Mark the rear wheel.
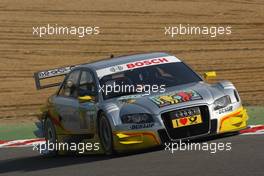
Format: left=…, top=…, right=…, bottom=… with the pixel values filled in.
left=44, top=118, right=58, bottom=156
left=98, top=113, right=114, bottom=155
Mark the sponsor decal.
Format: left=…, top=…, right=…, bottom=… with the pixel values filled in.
left=117, top=94, right=144, bottom=104
left=110, top=65, right=124, bottom=72
left=119, top=99, right=136, bottom=104
left=130, top=123, right=154, bottom=129
left=149, top=90, right=202, bottom=108
left=126, top=57, right=169, bottom=69
left=38, top=66, right=76, bottom=79
left=172, top=115, right=203, bottom=128
left=96, top=56, right=180, bottom=78
left=219, top=106, right=233, bottom=114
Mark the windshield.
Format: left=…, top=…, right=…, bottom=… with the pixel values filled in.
left=99, top=62, right=202, bottom=99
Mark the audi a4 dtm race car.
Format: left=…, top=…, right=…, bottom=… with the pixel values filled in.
left=33, top=52, right=249, bottom=155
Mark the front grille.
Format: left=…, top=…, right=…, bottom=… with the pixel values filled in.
left=161, top=106, right=210, bottom=140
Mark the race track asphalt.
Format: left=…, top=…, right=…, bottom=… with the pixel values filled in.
left=0, top=134, right=263, bottom=176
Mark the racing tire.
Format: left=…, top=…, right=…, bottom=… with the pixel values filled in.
left=98, top=113, right=114, bottom=155
left=44, top=118, right=58, bottom=156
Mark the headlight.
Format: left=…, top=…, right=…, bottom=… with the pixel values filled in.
left=121, top=113, right=153, bottom=124
left=213, top=95, right=231, bottom=110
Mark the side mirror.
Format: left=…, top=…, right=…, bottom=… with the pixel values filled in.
left=204, top=71, right=216, bottom=80
left=78, top=95, right=94, bottom=103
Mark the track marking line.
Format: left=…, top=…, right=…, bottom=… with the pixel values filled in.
left=0, top=125, right=264, bottom=148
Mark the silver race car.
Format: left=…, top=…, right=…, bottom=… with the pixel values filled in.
left=34, top=52, right=248, bottom=155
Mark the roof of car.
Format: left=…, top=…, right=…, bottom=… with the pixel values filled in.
left=81, top=52, right=173, bottom=70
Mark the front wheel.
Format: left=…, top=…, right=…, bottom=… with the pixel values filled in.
left=44, top=118, right=58, bottom=156
left=98, top=113, right=114, bottom=155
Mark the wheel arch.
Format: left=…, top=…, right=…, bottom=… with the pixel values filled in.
left=96, top=109, right=117, bottom=130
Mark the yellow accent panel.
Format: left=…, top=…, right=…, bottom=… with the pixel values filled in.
left=204, top=71, right=217, bottom=80
left=120, top=141, right=143, bottom=144
left=78, top=96, right=93, bottom=102
left=219, top=107, right=249, bottom=133
left=118, top=134, right=143, bottom=144
left=230, top=116, right=243, bottom=124
left=113, top=131, right=160, bottom=152
left=116, top=133, right=130, bottom=138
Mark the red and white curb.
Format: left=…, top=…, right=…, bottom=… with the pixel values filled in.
left=0, top=138, right=45, bottom=148
left=239, top=125, right=264, bottom=135
left=0, top=125, right=263, bottom=148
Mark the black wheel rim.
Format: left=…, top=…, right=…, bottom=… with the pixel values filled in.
left=100, top=117, right=112, bottom=151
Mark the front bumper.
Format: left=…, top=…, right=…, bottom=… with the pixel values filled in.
left=112, top=106, right=249, bottom=152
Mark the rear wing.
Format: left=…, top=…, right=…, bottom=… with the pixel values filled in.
left=33, top=65, right=77, bottom=90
